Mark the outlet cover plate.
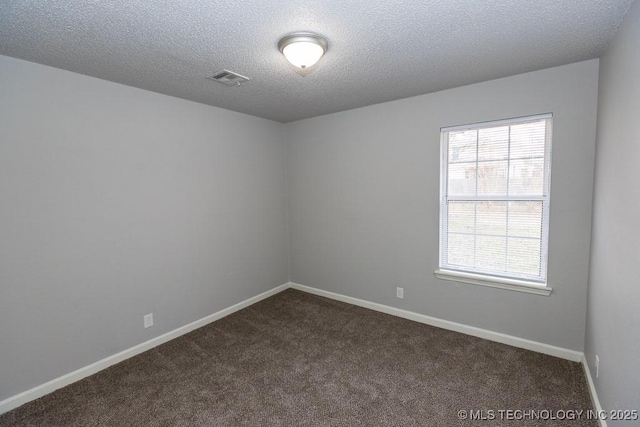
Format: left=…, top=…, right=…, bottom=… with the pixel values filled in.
left=144, top=313, right=154, bottom=329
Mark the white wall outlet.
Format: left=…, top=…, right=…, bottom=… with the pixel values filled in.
left=595, top=354, right=599, bottom=378
left=396, top=287, right=404, bottom=299
left=143, top=313, right=154, bottom=329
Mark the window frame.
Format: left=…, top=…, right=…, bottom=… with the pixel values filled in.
left=435, top=114, right=553, bottom=296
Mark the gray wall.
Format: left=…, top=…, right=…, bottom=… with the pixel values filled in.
left=286, top=60, right=599, bottom=351
left=585, top=0, right=640, bottom=421
left=0, top=55, right=289, bottom=401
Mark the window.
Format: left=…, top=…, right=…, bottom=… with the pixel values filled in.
left=436, top=114, right=553, bottom=296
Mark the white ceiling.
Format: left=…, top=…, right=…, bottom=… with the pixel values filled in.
left=0, top=0, right=634, bottom=123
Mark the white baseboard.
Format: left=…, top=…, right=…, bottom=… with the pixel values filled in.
left=290, top=282, right=583, bottom=362
left=581, top=354, right=607, bottom=427
left=1, top=281, right=589, bottom=417
left=0, top=282, right=291, bottom=415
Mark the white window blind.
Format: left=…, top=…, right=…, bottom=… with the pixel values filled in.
left=439, top=114, right=552, bottom=285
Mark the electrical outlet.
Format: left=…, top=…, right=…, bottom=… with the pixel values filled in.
left=595, top=355, right=599, bottom=378
left=144, top=313, right=154, bottom=329
left=396, top=287, right=404, bottom=299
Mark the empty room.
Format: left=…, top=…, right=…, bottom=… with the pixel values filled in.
left=1, top=0, right=638, bottom=425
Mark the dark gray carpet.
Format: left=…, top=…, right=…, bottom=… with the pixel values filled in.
left=0, top=289, right=595, bottom=426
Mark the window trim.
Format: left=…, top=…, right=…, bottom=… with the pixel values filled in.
left=434, top=269, right=552, bottom=296
left=436, top=114, right=553, bottom=296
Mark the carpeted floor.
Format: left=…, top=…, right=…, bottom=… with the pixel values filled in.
left=0, top=289, right=595, bottom=426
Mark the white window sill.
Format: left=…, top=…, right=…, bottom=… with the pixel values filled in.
left=434, top=269, right=552, bottom=296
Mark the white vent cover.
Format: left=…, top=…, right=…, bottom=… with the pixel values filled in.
left=207, top=69, right=250, bottom=86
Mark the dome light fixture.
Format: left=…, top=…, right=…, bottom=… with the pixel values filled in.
left=278, top=32, right=328, bottom=69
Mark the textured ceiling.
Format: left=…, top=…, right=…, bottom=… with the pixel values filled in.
left=0, top=0, right=635, bottom=123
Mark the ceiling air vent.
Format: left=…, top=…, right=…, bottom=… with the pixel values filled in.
left=206, top=69, right=250, bottom=86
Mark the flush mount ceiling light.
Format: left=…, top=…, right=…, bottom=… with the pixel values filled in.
left=278, top=32, right=328, bottom=69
